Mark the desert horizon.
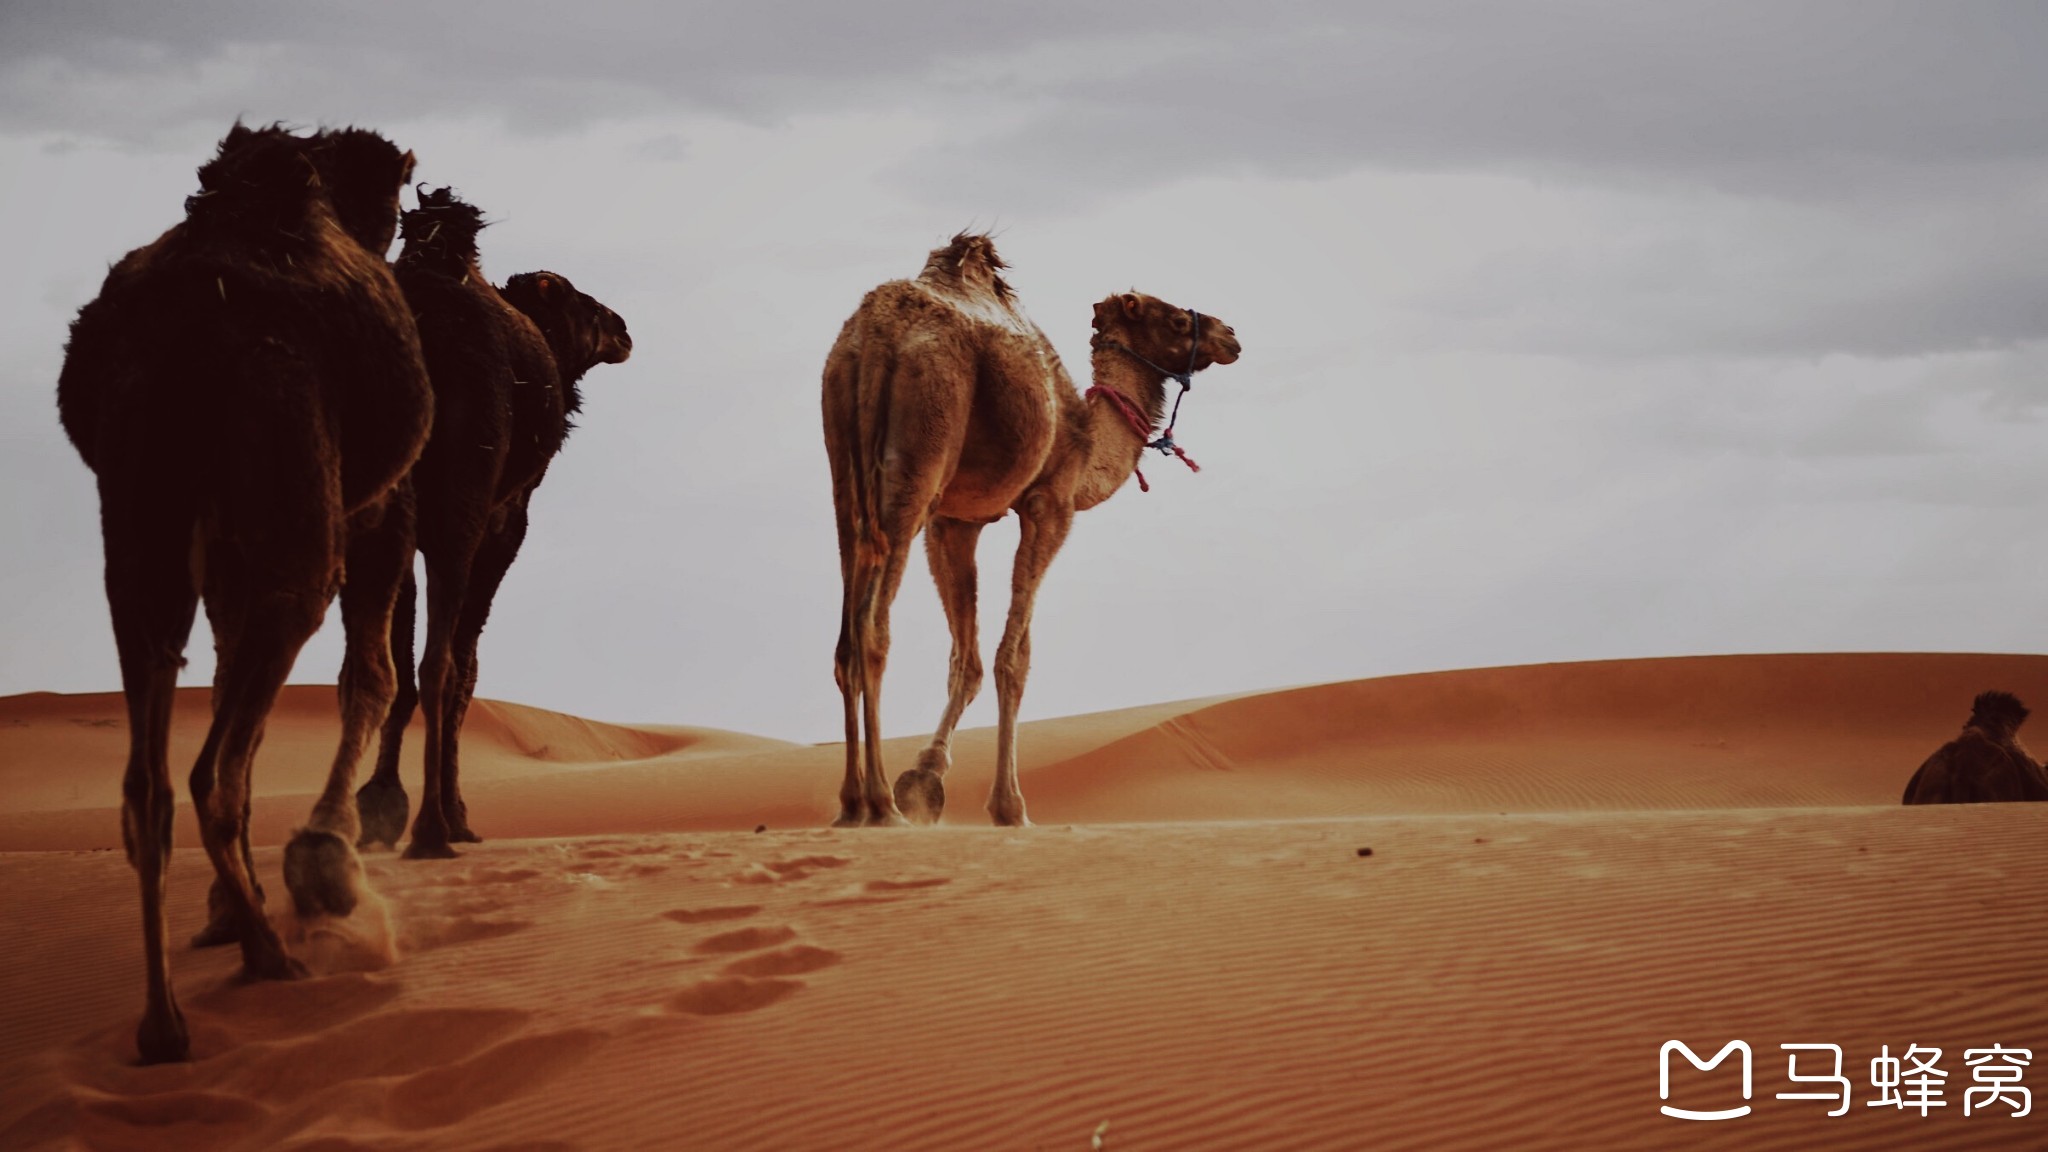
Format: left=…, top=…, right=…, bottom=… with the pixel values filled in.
left=3, top=651, right=2044, bottom=1149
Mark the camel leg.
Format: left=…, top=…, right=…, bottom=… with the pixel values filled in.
left=827, top=483, right=868, bottom=824
left=832, top=560, right=867, bottom=827
left=838, top=522, right=919, bottom=827
left=357, top=491, right=418, bottom=850
left=896, top=516, right=984, bottom=824
left=285, top=493, right=412, bottom=917
left=405, top=530, right=479, bottom=860
left=190, top=559, right=326, bottom=981
left=190, top=542, right=264, bottom=949
left=987, top=493, right=1072, bottom=827
left=441, top=498, right=529, bottom=844
left=101, top=486, right=200, bottom=1063
left=832, top=537, right=911, bottom=827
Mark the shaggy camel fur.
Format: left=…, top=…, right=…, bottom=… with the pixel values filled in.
left=1902, top=690, right=2048, bottom=803
left=57, top=124, right=429, bottom=1063
left=822, top=234, right=1242, bottom=827
left=353, top=188, right=632, bottom=858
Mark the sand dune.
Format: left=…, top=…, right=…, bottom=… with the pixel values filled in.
left=2, top=653, right=2044, bottom=1149
left=5, top=653, right=2042, bottom=850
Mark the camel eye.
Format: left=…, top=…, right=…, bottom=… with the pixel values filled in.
left=1170, top=314, right=1189, bottom=331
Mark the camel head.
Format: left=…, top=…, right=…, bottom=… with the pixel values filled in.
left=315, top=128, right=415, bottom=258
left=1091, top=291, right=1242, bottom=375
left=500, top=270, right=633, bottom=375
left=1968, top=690, right=2029, bottom=739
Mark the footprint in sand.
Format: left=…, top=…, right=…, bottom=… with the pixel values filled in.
left=731, top=855, right=852, bottom=885
left=666, top=976, right=805, bottom=1016
left=864, top=877, right=950, bottom=892
left=661, top=905, right=762, bottom=925
left=804, top=875, right=953, bottom=908
left=666, top=924, right=841, bottom=1014
left=722, top=945, right=842, bottom=978
left=466, top=867, right=544, bottom=884
left=692, top=925, right=797, bottom=954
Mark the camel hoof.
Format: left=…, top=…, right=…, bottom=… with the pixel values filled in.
left=354, top=778, right=409, bottom=849
left=402, top=838, right=460, bottom=861
left=831, top=810, right=864, bottom=829
left=283, top=828, right=363, bottom=919
left=893, top=768, right=945, bottom=825
left=987, top=800, right=1031, bottom=828
left=135, top=1006, right=190, bottom=1065
left=189, top=915, right=241, bottom=950
left=443, top=798, right=480, bottom=844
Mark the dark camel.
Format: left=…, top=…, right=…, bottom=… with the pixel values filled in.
left=1903, top=690, right=2048, bottom=803
left=353, top=187, right=632, bottom=858
left=57, top=124, right=430, bottom=1063
left=822, top=233, right=1242, bottom=827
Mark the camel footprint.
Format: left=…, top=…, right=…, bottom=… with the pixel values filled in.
left=804, top=875, right=952, bottom=908
left=666, top=976, right=804, bottom=1016
left=661, top=904, right=762, bottom=925
left=722, top=945, right=842, bottom=978
left=692, top=925, right=797, bottom=954
left=664, top=922, right=843, bottom=1016
left=865, top=877, right=950, bottom=892
left=730, top=855, right=852, bottom=885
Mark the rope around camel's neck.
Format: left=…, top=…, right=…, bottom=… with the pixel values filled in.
left=1082, top=348, right=1199, bottom=496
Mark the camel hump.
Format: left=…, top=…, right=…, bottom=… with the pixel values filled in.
left=398, top=186, right=488, bottom=273
left=185, top=123, right=325, bottom=235
left=919, top=231, right=1013, bottom=302
left=1970, top=690, right=2029, bottom=733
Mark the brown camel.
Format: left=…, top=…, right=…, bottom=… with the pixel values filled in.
left=352, top=187, right=632, bottom=858
left=56, top=124, right=430, bottom=1063
left=1902, top=690, right=2048, bottom=804
left=822, top=233, right=1242, bottom=827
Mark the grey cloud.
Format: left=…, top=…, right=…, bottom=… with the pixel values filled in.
left=0, top=1, right=1234, bottom=144
left=897, top=3, right=2048, bottom=204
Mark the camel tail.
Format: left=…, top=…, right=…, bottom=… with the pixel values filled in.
left=848, top=323, right=894, bottom=554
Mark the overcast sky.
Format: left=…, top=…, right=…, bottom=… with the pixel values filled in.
left=6, top=2, right=2048, bottom=742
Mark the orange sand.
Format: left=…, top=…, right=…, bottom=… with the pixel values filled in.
left=2, top=653, right=2044, bottom=1149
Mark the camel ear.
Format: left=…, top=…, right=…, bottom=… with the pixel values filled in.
left=1120, top=293, right=1142, bottom=318
left=397, top=150, right=416, bottom=187
left=536, top=274, right=558, bottom=299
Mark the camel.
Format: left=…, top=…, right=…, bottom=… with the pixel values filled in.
left=352, top=187, right=632, bottom=859
left=822, top=233, right=1242, bottom=827
left=56, top=123, right=430, bottom=1063
left=1902, top=690, right=2048, bottom=804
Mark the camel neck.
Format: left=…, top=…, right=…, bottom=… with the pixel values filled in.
left=1076, top=348, right=1169, bottom=510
